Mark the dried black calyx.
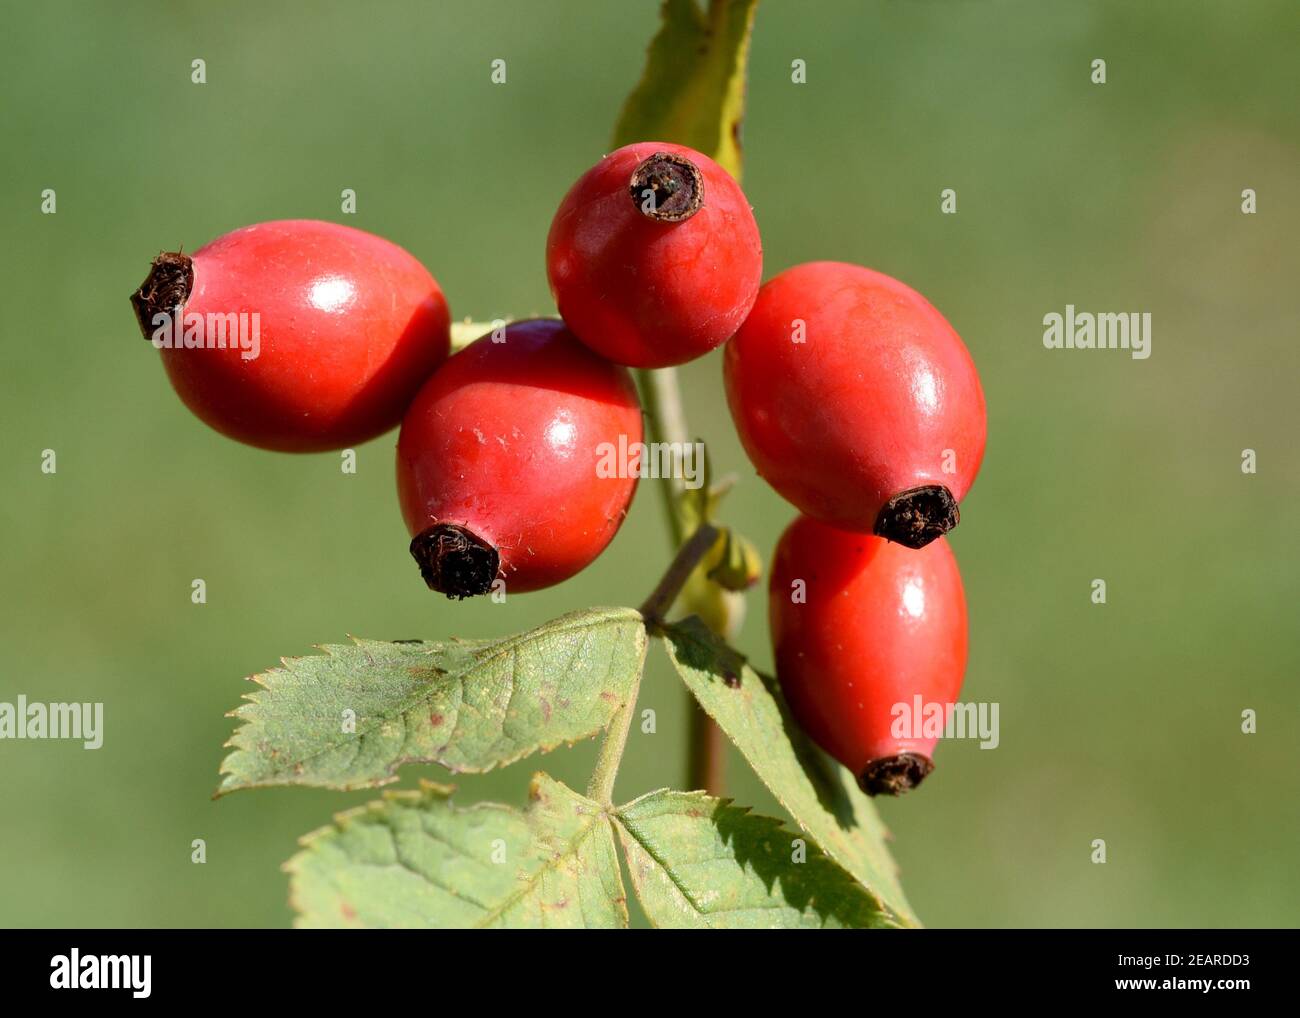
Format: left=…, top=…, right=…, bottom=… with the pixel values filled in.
left=859, top=752, right=934, bottom=797
left=409, top=524, right=500, bottom=600
left=130, top=251, right=194, bottom=340
left=873, top=485, right=960, bottom=549
left=629, top=152, right=704, bottom=222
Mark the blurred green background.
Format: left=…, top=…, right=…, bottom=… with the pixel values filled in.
left=2, top=0, right=1297, bottom=928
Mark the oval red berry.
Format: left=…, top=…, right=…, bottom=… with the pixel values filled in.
left=769, top=515, right=969, bottom=795
left=132, top=219, right=450, bottom=452
left=725, top=261, right=986, bottom=546
left=547, top=142, right=762, bottom=368
left=396, top=319, right=643, bottom=597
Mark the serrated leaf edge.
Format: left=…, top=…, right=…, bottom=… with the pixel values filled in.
left=658, top=619, right=918, bottom=927
left=215, top=608, right=647, bottom=797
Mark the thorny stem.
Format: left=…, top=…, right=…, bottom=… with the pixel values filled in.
left=587, top=522, right=720, bottom=805
left=635, top=367, right=728, bottom=796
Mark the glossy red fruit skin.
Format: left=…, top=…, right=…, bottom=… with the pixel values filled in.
left=546, top=141, right=762, bottom=368
left=769, top=515, right=968, bottom=792
left=724, top=261, right=985, bottom=541
left=396, top=319, right=642, bottom=595
left=151, top=220, right=449, bottom=452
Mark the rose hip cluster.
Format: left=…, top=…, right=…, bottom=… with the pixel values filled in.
left=131, top=141, right=985, bottom=796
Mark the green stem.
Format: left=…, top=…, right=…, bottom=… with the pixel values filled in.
left=639, top=523, right=720, bottom=624
left=587, top=694, right=637, bottom=805
left=587, top=523, right=720, bottom=805
left=636, top=367, right=690, bottom=545
left=634, top=367, right=727, bottom=796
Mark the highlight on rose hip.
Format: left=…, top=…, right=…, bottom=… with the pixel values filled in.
left=127, top=3, right=987, bottom=929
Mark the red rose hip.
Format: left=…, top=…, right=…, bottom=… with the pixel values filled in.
left=546, top=141, right=762, bottom=368
left=396, top=319, right=642, bottom=598
left=724, top=261, right=986, bottom=547
left=769, top=515, right=968, bottom=795
left=130, top=219, right=450, bottom=452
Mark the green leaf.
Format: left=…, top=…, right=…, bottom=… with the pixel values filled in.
left=616, top=789, right=897, bottom=928
left=613, top=0, right=760, bottom=181
left=218, top=607, right=648, bottom=795
left=287, top=774, right=627, bottom=928
left=661, top=617, right=920, bottom=926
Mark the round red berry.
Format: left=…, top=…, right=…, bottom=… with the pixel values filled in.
left=396, top=319, right=642, bottom=597
left=724, top=261, right=986, bottom=547
left=769, top=515, right=968, bottom=795
left=130, top=219, right=450, bottom=452
left=546, top=141, right=762, bottom=368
